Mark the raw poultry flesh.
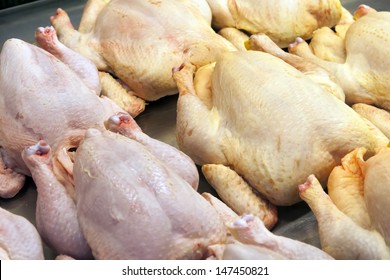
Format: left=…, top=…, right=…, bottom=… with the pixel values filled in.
left=299, top=148, right=390, bottom=260
left=206, top=0, right=342, bottom=48
left=21, top=141, right=92, bottom=259
left=0, top=206, right=44, bottom=260
left=202, top=193, right=333, bottom=259
left=0, top=27, right=128, bottom=199
left=35, top=26, right=145, bottom=117
left=50, top=0, right=236, bottom=102
left=172, top=50, right=388, bottom=207
left=73, top=128, right=225, bottom=259
left=105, top=112, right=199, bottom=189
left=352, top=103, right=390, bottom=139
left=288, top=8, right=390, bottom=110
left=1, top=0, right=389, bottom=261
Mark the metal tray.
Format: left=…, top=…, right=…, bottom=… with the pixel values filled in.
left=0, top=0, right=388, bottom=259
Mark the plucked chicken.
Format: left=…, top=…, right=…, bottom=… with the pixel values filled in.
left=299, top=149, right=390, bottom=260
left=306, top=6, right=355, bottom=63
left=21, top=141, right=92, bottom=259
left=73, top=128, right=225, bottom=259
left=205, top=0, right=342, bottom=48
left=0, top=31, right=125, bottom=198
left=106, top=112, right=199, bottom=189
left=0, top=206, right=44, bottom=260
left=287, top=7, right=390, bottom=110
left=172, top=50, right=388, bottom=207
left=50, top=0, right=236, bottom=102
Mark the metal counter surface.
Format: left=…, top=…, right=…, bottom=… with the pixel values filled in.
left=0, top=0, right=388, bottom=259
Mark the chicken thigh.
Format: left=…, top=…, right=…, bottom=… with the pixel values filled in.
left=172, top=51, right=388, bottom=206
left=106, top=112, right=199, bottom=189
left=0, top=207, right=44, bottom=260
left=205, top=0, right=342, bottom=48
left=300, top=141, right=390, bottom=257
left=50, top=0, right=236, bottom=102
left=21, top=141, right=92, bottom=259
left=202, top=193, right=332, bottom=260
left=73, top=128, right=226, bottom=259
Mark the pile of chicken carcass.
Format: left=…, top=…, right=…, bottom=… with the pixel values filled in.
left=1, top=0, right=390, bottom=260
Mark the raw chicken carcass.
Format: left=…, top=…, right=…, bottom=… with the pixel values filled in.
left=35, top=26, right=145, bottom=117
left=288, top=8, right=390, bottom=110
left=17, top=110, right=200, bottom=259
left=299, top=166, right=390, bottom=259
left=0, top=207, right=44, bottom=260
left=105, top=112, right=199, bottom=189
left=73, top=128, right=225, bottom=259
left=50, top=0, right=236, bottom=102
left=306, top=6, right=355, bottom=63
left=21, top=141, right=92, bottom=260
left=0, top=27, right=126, bottom=198
left=205, top=0, right=342, bottom=48
left=172, top=50, right=388, bottom=206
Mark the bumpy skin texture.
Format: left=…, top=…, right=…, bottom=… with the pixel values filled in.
left=106, top=112, right=199, bottom=189
left=173, top=51, right=388, bottom=206
left=50, top=0, right=236, bottom=101
left=202, top=164, right=277, bottom=229
left=73, top=129, right=226, bottom=260
left=205, top=0, right=342, bottom=48
left=0, top=207, right=44, bottom=260
left=21, top=141, right=92, bottom=260
left=0, top=37, right=120, bottom=197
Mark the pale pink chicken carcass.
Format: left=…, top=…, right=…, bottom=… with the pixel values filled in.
left=35, top=26, right=145, bottom=117
left=16, top=111, right=199, bottom=259
left=73, top=128, right=225, bottom=260
left=105, top=112, right=199, bottom=189
left=49, top=0, right=237, bottom=102
left=205, top=0, right=342, bottom=48
left=18, top=110, right=199, bottom=259
left=0, top=32, right=119, bottom=198
left=21, top=141, right=92, bottom=260
left=172, top=50, right=388, bottom=207
left=286, top=7, right=390, bottom=110
left=0, top=207, right=44, bottom=260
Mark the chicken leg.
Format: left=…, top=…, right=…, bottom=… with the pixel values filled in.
left=21, top=141, right=92, bottom=259
left=299, top=174, right=390, bottom=259
left=105, top=112, right=199, bottom=189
